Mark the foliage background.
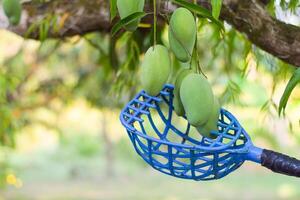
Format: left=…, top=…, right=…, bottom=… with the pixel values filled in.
left=0, top=0, right=299, bottom=199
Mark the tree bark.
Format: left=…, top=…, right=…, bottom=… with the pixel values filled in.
left=0, top=0, right=300, bottom=67
left=219, top=0, right=300, bottom=68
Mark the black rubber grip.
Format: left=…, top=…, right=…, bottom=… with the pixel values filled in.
left=261, top=149, right=300, bottom=177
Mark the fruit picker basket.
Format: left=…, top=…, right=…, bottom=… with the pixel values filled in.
left=120, top=84, right=252, bottom=180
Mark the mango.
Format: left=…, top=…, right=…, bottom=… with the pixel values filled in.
left=168, top=56, right=190, bottom=84
left=141, top=45, right=171, bottom=96
left=196, top=97, right=220, bottom=138
left=117, top=0, right=145, bottom=31
left=180, top=73, right=214, bottom=126
left=169, top=8, right=196, bottom=63
left=173, top=68, right=193, bottom=116
left=3, top=0, right=22, bottom=25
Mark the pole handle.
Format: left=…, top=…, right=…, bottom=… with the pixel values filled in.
left=261, top=149, right=300, bottom=178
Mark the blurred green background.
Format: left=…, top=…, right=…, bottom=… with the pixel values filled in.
left=0, top=1, right=300, bottom=199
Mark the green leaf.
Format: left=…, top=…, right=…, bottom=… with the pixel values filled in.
left=211, top=0, right=222, bottom=19
left=171, top=0, right=224, bottom=30
left=267, top=0, right=276, bottom=16
left=110, top=0, right=117, bottom=21
left=279, top=68, right=300, bottom=116
left=111, top=12, right=147, bottom=36
left=288, top=0, right=299, bottom=13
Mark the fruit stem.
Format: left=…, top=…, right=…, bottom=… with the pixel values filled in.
left=190, top=0, right=198, bottom=71
left=153, top=0, right=157, bottom=47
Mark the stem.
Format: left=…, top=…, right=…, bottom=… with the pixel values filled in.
left=153, top=0, right=157, bottom=46
left=190, top=0, right=198, bottom=71
left=192, top=0, right=206, bottom=77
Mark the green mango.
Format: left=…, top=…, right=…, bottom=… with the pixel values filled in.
left=168, top=56, right=181, bottom=84
left=3, top=0, right=22, bottom=25
left=196, top=97, right=220, bottom=138
left=169, top=8, right=196, bottom=63
left=117, top=0, right=145, bottom=31
left=173, top=68, right=194, bottom=116
left=141, top=45, right=171, bottom=96
left=180, top=73, right=214, bottom=126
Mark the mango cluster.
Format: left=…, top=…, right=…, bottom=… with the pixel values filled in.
left=116, top=4, right=220, bottom=138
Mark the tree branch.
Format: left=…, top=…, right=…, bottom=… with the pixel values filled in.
left=0, top=0, right=299, bottom=67
left=218, top=0, right=300, bottom=68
